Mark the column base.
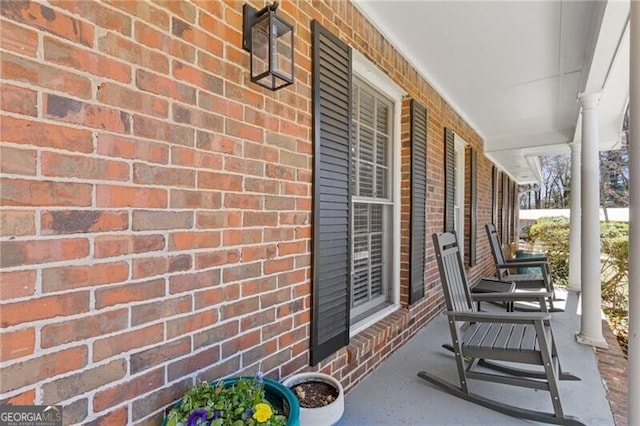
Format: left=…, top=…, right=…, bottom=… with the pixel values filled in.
left=576, top=332, right=608, bottom=349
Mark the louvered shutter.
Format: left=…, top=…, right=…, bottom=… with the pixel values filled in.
left=511, top=180, right=517, bottom=242
left=502, top=174, right=509, bottom=244
left=310, top=21, right=352, bottom=366
left=491, top=166, right=498, bottom=225
left=507, top=179, right=512, bottom=243
left=409, top=100, right=427, bottom=303
left=444, top=128, right=455, bottom=232
left=468, top=148, right=477, bottom=267
left=506, top=178, right=512, bottom=243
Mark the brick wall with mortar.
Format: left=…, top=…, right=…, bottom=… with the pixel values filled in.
left=0, top=1, right=508, bottom=424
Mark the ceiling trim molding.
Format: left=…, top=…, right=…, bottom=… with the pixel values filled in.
left=352, top=0, right=487, bottom=143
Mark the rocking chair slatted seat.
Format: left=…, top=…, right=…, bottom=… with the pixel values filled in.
left=485, top=223, right=560, bottom=311
left=417, top=232, right=583, bottom=426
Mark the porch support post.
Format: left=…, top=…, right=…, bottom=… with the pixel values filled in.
left=628, top=0, right=639, bottom=423
left=567, top=142, right=581, bottom=292
left=576, top=92, right=607, bottom=348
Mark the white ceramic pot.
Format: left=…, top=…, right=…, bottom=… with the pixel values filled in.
left=282, top=372, right=344, bottom=426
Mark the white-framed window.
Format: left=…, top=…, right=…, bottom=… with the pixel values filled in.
left=454, top=134, right=467, bottom=250
left=349, top=51, right=403, bottom=333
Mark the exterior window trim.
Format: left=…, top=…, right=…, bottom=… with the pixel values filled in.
left=453, top=133, right=467, bottom=255
left=350, top=49, right=404, bottom=337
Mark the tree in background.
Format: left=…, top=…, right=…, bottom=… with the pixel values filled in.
left=520, top=106, right=630, bottom=211
left=520, top=183, right=539, bottom=209
left=520, top=155, right=571, bottom=209
left=541, top=155, right=571, bottom=208
left=599, top=107, right=630, bottom=220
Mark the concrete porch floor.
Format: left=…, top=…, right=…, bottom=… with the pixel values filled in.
left=337, top=290, right=615, bottom=425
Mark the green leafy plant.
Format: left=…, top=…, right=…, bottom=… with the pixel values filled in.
left=528, top=217, right=629, bottom=355
left=600, top=222, right=629, bottom=355
left=165, top=374, right=287, bottom=426
left=528, top=216, right=570, bottom=286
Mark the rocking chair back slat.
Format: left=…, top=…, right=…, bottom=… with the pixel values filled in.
left=486, top=223, right=509, bottom=278
left=432, top=232, right=474, bottom=313
left=484, top=223, right=558, bottom=312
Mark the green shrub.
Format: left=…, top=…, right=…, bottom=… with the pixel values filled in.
left=601, top=222, right=629, bottom=253
left=600, top=222, right=629, bottom=313
left=528, top=217, right=570, bottom=286
left=527, top=218, right=629, bottom=315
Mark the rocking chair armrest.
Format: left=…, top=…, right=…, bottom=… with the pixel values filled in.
left=445, top=310, right=551, bottom=323
left=508, top=255, right=548, bottom=263
left=469, top=292, right=515, bottom=301
left=475, top=276, right=501, bottom=282
left=471, top=291, right=551, bottom=303
left=497, top=260, right=549, bottom=269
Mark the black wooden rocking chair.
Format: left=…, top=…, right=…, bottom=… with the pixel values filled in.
left=417, top=232, right=583, bottom=425
left=485, top=223, right=560, bottom=311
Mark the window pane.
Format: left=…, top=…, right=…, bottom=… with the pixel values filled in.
left=352, top=269, right=369, bottom=307
left=371, top=264, right=383, bottom=297
left=359, top=161, right=374, bottom=197
left=354, top=203, right=368, bottom=233
left=350, top=78, right=394, bottom=320
left=370, top=204, right=383, bottom=232
left=376, top=102, right=388, bottom=134
left=360, top=90, right=375, bottom=128
left=351, top=202, right=389, bottom=314
left=359, top=126, right=375, bottom=163
left=353, top=235, right=369, bottom=270
left=370, top=232, right=383, bottom=297
left=376, top=165, right=387, bottom=198
left=376, top=133, right=387, bottom=167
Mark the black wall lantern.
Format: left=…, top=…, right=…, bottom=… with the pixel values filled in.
left=242, top=2, right=294, bottom=91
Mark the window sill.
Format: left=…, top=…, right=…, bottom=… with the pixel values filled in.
left=346, top=305, right=411, bottom=363
left=349, top=303, right=400, bottom=338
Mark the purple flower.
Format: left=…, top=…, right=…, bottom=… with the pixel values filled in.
left=256, top=372, right=265, bottom=386
left=241, top=408, right=254, bottom=420
left=212, top=411, right=221, bottom=419
left=187, top=409, right=208, bottom=426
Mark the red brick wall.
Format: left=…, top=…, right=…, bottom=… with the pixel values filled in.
left=1, top=1, right=505, bottom=424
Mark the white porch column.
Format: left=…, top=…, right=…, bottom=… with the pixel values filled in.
left=567, top=142, right=581, bottom=292
left=628, top=0, right=639, bottom=423
left=576, top=92, right=607, bottom=348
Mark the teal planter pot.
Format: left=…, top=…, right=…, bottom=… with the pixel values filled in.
left=259, top=377, right=300, bottom=426
left=162, top=377, right=300, bottom=426
left=515, top=250, right=545, bottom=274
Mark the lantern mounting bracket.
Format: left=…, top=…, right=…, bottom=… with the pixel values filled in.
left=242, top=2, right=280, bottom=52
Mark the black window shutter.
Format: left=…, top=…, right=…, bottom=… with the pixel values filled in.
left=491, top=165, right=498, bottom=225
left=509, top=178, right=513, bottom=243
left=507, top=179, right=512, bottom=243
left=502, top=174, right=509, bottom=244
left=444, top=128, right=455, bottom=232
left=409, top=100, right=427, bottom=304
left=511, top=180, right=517, bottom=242
left=310, top=20, right=351, bottom=366
left=468, top=148, right=477, bottom=267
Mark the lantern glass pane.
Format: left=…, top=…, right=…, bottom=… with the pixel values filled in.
left=254, top=72, right=274, bottom=89
left=272, top=16, right=293, bottom=82
left=251, top=14, right=270, bottom=81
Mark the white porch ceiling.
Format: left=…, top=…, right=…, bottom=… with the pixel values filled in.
left=354, top=0, right=630, bottom=184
